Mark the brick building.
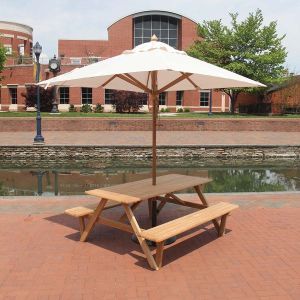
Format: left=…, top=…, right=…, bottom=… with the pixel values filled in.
left=0, top=11, right=254, bottom=112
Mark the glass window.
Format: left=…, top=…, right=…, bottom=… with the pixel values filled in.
left=81, top=87, right=92, bottom=104
left=200, top=91, right=210, bottom=107
left=4, top=44, right=12, bottom=55
left=105, top=89, right=114, bottom=105
left=9, top=87, right=17, bottom=104
left=176, top=91, right=184, bottom=106
left=159, top=92, right=167, bottom=106
left=133, top=15, right=179, bottom=48
left=59, top=87, right=69, bottom=104
left=71, top=58, right=81, bottom=65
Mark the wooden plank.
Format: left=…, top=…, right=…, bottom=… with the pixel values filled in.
left=123, top=204, right=158, bottom=270
left=65, top=206, right=94, bottom=217
left=158, top=196, right=207, bottom=210
left=79, top=217, right=85, bottom=235
left=140, top=202, right=238, bottom=243
left=119, top=201, right=141, bottom=222
left=97, top=217, right=135, bottom=233
left=124, top=73, right=151, bottom=93
left=156, top=242, right=164, bottom=269
left=194, top=185, right=220, bottom=231
left=80, top=198, right=108, bottom=242
left=85, top=174, right=212, bottom=204
left=218, top=213, right=229, bottom=237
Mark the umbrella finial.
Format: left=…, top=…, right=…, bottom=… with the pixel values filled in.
left=151, top=34, right=158, bottom=41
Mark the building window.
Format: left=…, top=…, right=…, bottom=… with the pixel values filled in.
left=200, top=90, right=210, bottom=107
left=4, top=44, right=12, bottom=55
left=18, top=44, right=25, bottom=56
left=176, top=91, right=184, bottom=106
left=159, top=92, right=167, bottom=106
left=70, top=57, right=82, bottom=65
left=59, top=87, right=69, bottom=104
left=133, top=15, right=179, bottom=48
left=81, top=87, right=92, bottom=104
left=105, top=89, right=114, bottom=104
left=9, top=87, right=17, bottom=104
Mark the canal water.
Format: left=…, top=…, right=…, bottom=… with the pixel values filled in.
left=0, top=158, right=299, bottom=196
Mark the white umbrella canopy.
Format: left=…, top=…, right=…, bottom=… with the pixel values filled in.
left=40, top=36, right=264, bottom=91
left=39, top=35, right=265, bottom=185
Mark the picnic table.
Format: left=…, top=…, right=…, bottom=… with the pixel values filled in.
left=65, top=174, right=238, bottom=270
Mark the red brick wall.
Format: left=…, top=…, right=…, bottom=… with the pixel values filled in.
left=181, top=16, right=202, bottom=50
left=1, top=118, right=299, bottom=132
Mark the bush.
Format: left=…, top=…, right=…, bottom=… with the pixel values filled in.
left=112, top=90, right=145, bottom=113
left=94, top=103, right=104, bottom=113
left=160, top=107, right=170, bottom=113
left=176, top=107, right=184, bottom=113
left=69, top=104, right=77, bottom=112
left=184, top=107, right=190, bottom=112
left=22, top=85, right=54, bottom=112
left=80, top=104, right=93, bottom=113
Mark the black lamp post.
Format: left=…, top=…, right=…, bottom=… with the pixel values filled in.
left=49, top=55, right=61, bottom=113
left=33, top=42, right=45, bottom=143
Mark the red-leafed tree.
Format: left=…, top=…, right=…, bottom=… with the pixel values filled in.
left=22, top=85, right=54, bottom=112
left=112, top=90, right=147, bottom=113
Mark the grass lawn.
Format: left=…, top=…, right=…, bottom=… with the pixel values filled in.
left=0, top=111, right=300, bottom=118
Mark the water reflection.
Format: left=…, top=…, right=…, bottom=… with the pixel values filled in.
left=0, top=159, right=299, bottom=196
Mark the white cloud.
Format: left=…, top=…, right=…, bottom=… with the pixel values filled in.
left=0, top=0, right=299, bottom=72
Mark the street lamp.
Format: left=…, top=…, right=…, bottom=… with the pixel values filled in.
left=33, top=42, right=45, bottom=143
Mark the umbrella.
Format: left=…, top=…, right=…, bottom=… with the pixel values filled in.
left=39, top=35, right=265, bottom=185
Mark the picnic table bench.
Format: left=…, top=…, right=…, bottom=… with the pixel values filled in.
left=65, top=174, right=238, bottom=270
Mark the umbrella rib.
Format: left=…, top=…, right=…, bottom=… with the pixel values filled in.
left=124, top=73, right=151, bottom=93
left=180, top=72, right=200, bottom=89
left=116, top=74, right=151, bottom=93
left=156, top=73, right=192, bottom=94
left=101, top=75, right=118, bottom=87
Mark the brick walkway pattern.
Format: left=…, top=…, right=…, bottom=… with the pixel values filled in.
left=0, top=193, right=299, bottom=299
left=0, top=131, right=299, bottom=146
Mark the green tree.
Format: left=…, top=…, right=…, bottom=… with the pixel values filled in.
left=188, top=9, right=287, bottom=113
left=0, top=42, right=7, bottom=80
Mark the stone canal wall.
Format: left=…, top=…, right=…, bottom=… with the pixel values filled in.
left=1, top=145, right=299, bottom=162
left=1, top=118, right=300, bottom=131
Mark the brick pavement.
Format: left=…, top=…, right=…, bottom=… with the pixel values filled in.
left=0, top=193, right=299, bottom=299
left=0, top=131, right=299, bottom=146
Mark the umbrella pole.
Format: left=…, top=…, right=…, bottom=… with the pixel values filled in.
left=151, top=71, right=158, bottom=186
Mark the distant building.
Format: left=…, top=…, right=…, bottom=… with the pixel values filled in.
left=0, top=11, right=261, bottom=113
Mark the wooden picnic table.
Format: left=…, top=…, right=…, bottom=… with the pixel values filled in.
left=68, top=174, right=238, bottom=270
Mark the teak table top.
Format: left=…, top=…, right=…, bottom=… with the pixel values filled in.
left=85, top=174, right=212, bottom=204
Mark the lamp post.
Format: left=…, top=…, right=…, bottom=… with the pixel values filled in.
left=33, top=42, right=45, bottom=143
left=49, top=55, right=61, bottom=113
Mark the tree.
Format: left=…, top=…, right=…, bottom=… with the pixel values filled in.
left=21, top=85, right=55, bottom=112
left=187, top=9, right=287, bottom=113
left=0, top=43, right=7, bottom=80
left=112, top=90, right=146, bottom=113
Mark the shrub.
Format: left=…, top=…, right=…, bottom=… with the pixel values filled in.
left=22, top=85, right=54, bottom=112
left=160, top=108, right=166, bottom=113
left=112, top=90, right=145, bottom=113
left=69, top=104, right=77, bottom=112
left=177, top=107, right=184, bottom=113
left=184, top=107, right=190, bottom=112
left=94, top=103, right=104, bottom=113
left=80, top=104, right=93, bottom=113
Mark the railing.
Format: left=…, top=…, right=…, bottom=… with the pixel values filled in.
left=4, top=56, right=34, bottom=66
left=59, top=56, right=107, bottom=66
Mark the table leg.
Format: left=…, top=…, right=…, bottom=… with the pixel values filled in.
left=151, top=198, right=157, bottom=227
left=123, top=204, right=158, bottom=270
left=194, top=185, right=220, bottom=232
left=80, top=198, right=108, bottom=242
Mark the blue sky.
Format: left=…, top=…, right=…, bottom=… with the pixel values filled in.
left=0, top=0, right=299, bottom=73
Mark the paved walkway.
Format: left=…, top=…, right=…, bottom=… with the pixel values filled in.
left=0, top=193, right=299, bottom=299
left=0, top=131, right=299, bottom=146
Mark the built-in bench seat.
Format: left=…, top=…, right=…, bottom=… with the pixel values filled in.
left=65, top=200, right=121, bottom=234
left=140, top=202, right=238, bottom=268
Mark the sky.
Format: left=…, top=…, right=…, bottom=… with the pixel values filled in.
left=0, top=0, right=299, bottom=73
